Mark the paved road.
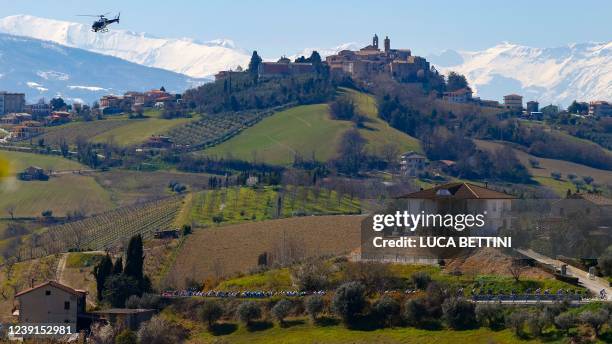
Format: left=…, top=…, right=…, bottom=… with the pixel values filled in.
left=517, top=249, right=612, bottom=300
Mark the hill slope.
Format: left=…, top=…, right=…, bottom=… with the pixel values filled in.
left=0, top=33, right=203, bottom=103
left=203, top=104, right=351, bottom=165
left=0, top=151, right=114, bottom=217
left=202, top=90, right=421, bottom=165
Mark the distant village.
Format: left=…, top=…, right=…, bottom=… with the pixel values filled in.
left=0, top=33, right=610, bottom=146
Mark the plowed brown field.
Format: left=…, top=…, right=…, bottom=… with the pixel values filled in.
left=165, top=215, right=365, bottom=287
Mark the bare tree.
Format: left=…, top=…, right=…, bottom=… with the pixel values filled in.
left=380, top=143, right=400, bottom=169
left=5, top=204, right=15, bottom=220
left=508, top=259, right=526, bottom=282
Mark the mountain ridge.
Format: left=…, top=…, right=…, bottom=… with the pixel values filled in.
left=428, top=41, right=611, bottom=106
left=0, top=14, right=251, bottom=78
left=0, top=33, right=204, bottom=103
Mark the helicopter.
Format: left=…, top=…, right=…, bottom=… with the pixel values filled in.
left=78, top=12, right=120, bottom=33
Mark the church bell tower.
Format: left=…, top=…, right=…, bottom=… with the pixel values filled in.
left=384, top=36, right=390, bottom=53
left=373, top=34, right=379, bottom=49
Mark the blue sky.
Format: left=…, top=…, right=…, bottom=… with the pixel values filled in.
left=3, top=0, right=611, bottom=56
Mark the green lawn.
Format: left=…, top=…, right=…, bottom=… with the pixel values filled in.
left=203, top=104, right=352, bottom=165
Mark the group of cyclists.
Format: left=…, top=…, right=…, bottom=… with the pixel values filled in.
left=160, top=287, right=608, bottom=301
left=161, top=289, right=327, bottom=299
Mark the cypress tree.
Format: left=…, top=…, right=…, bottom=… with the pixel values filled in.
left=112, top=256, right=123, bottom=275
left=93, top=254, right=113, bottom=301
left=248, top=51, right=262, bottom=79
left=124, top=235, right=144, bottom=283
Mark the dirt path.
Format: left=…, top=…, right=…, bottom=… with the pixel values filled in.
left=55, top=253, right=68, bottom=284
left=517, top=249, right=612, bottom=300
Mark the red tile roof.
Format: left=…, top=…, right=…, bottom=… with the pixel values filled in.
left=397, top=182, right=515, bottom=200
left=15, top=280, right=87, bottom=297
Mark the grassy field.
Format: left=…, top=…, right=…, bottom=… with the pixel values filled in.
left=186, top=322, right=546, bottom=344
left=92, top=116, right=195, bottom=146
left=0, top=151, right=114, bottom=217
left=39, top=112, right=194, bottom=147
left=0, top=150, right=83, bottom=171
left=342, top=88, right=422, bottom=154
left=474, top=139, right=612, bottom=195
left=39, top=119, right=131, bottom=146
left=165, top=215, right=365, bottom=288
left=94, top=170, right=213, bottom=206
left=203, top=104, right=352, bottom=165
left=187, top=186, right=361, bottom=227
left=0, top=174, right=114, bottom=217
left=203, top=90, right=421, bottom=165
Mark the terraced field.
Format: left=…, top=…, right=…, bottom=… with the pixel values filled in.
left=32, top=196, right=184, bottom=256
left=187, top=186, right=361, bottom=227
left=165, top=108, right=280, bottom=150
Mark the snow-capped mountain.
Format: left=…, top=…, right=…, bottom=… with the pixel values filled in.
left=428, top=42, right=612, bottom=106
left=0, top=33, right=204, bottom=103
left=0, top=15, right=251, bottom=78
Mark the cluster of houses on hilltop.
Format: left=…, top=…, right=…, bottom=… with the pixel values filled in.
left=99, top=88, right=180, bottom=114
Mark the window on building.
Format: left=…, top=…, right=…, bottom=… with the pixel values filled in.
left=64, top=301, right=70, bottom=310
left=45, top=290, right=51, bottom=296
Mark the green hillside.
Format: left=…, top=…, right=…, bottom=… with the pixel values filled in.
left=202, top=89, right=421, bottom=165
left=474, top=139, right=611, bottom=196
left=40, top=112, right=194, bottom=147
left=203, top=104, right=351, bottom=165
left=342, top=88, right=422, bottom=154
left=91, top=116, right=194, bottom=146
left=0, top=151, right=114, bottom=217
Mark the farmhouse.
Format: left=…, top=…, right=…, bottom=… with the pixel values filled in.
left=443, top=88, right=473, bottom=103
left=19, top=166, right=49, bottom=181
left=399, top=151, right=427, bottom=177
left=396, top=182, right=515, bottom=235
left=0, top=112, right=32, bottom=124
left=14, top=281, right=88, bottom=331
left=9, top=120, right=43, bottom=140
left=154, top=229, right=180, bottom=239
